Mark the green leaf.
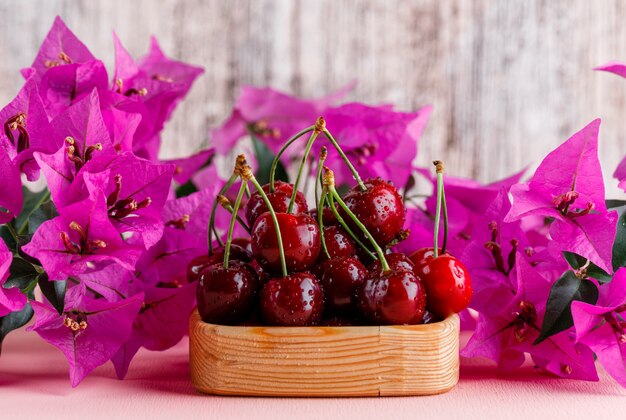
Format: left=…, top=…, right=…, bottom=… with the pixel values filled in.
left=175, top=179, right=198, bottom=198
left=14, top=187, right=51, bottom=235
left=251, top=134, right=289, bottom=186
left=28, top=200, right=58, bottom=234
left=562, top=251, right=612, bottom=284
left=0, top=224, right=17, bottom=251
left=607, top=199, right=626, bottom=209
left=37, top=274, right=66, bottom=315
left=612, top=206, right=626, bottom=270
left=534, top=271, right=598, bottom=344
left=0, top=303, right=34, bottom=352
left=5, top=258, right=39, bottom=292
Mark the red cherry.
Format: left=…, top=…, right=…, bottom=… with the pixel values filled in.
left=186, top=243, right=253, bottom=283
left=260, top=272, right=324, bottom=326
left=251, top=212, right=320, bottom=275
left=408, top=247, right=445, bottom=268
left=307, top=207, right=337, bottom=226
left=322, top=225, right=356, bottom=260
left=245, top=181, right=308, bottom=227
left=196, top=261, right=259, bottom=324
left=358, top=269, right=426, bottom=325
left=368, top=252, right=415, bottom=275
left=340, top=178, right=405, bottom=246
left=232, top=237, right=253, bottom=254
left=412, top=250, right=473, bottom=318
left=320, top=257, right=366, bottom=316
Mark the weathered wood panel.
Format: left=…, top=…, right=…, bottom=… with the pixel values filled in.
left=1, top=0, right=625, bottom=196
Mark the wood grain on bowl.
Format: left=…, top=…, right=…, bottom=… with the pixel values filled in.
left=189, top=310, right=459, bottom=397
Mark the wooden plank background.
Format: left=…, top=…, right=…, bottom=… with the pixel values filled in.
left=1, top=0, right=625, bottom=197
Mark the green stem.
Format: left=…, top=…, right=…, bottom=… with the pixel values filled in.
left=249, top=176, right=288, bottom=277
left=212, top=226, right=224, bottom=247
left=327, top=189, right=377, bottom=262
left=244, top=183, right=251, bottom=199
left=433, top=170, right=443, bottom=259
left=224, top=180, right=248, bottom=269
left=5, top=223, right=18, bottom=242
left=287, top=130, right=320, bottom=213
left=208, top=174, right=237, bottom=254
left=269, top=126, right=315, bottom=192
left=323, top=129, right=366, bottom=191
left=441, top=182, right=448, bottom=255
left=318, top=192, right=331, bottom=260
left=221, top=202, right=251, bottom=234
left=314, top=147, right=327, bottom=216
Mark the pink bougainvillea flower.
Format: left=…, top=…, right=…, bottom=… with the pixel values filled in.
left=28, top=16, right=96, bottom=81
left=0, top=71, right=52, bottom=180
left=211, top=84, right=353, bottom=156
left=111, top=282, right=196, bottom=379
left=163, top=148, right=215, bottom=185
left=22, top=196, right=142, bottom=280
left=29, top=284, right=143, bottom=387
left=614, top=157, right=626, bottom=192
left=462, top=254, right=598, bottom=380
left=572, top=268, right=626, bottom=387
left=506, top=119, right=617, bottom=274
left=35, top=89, right=115, bottom=207
left=0, top=148, right=23, bottom=224
left=112, top=34, right=203, bottom=160
left=97, top=89, right=144, bottom=154
left=81, top=152, right=175, bottom=249
left=134, top=225, right=205, bottom=288
left=0, top=241, right=27, bottom=317
left=594, top=61, right=626, bottom=79
left=321, top=103, right=431, bottom=187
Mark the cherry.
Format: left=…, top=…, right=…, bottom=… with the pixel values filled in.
left=232, top=237, right=253, bottom=254
left=408, top=247, right=446, bottom=268
left=358, top=269, right=426, bottom=325
left=320, top=257, right=366, bottom=316
left=322, top=225, right=356, bottom=260
left=196, top=261, right=259, bottom=325
left=368, top=252, right=415, bottom=275
left=186, top=244, right=253, bottom=283
left=340, top=178, right=405, bottom=247
left=412, top=250, right=473, bottom=318
left=251, top=211, right=320, bottom=275
left=260, top=272, right=324, bottom=326
left=245, top=181, right=308, bottom=227
left=308, top=207, right=337, bottom=226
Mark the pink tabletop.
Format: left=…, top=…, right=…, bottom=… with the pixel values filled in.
left=2, top=328, right=624, bottom=420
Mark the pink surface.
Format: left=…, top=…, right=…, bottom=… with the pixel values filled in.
left=2, top=329, right=624, bottom=420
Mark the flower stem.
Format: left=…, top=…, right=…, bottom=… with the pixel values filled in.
left=287, top=129, right=320, bottom=213
left=325, top=168, right=387, bottom=270
left=247, top=169, right=288, bottom=277
left=269, top=126, right=315, bottom=192
left=224, top=180, right=248, bottom=269
left=433, top=161, right=445, bottom=259
left=327, top=189, right=377, bottom=261
left=208, top=173, right=237, bottom=255
left=322, top=128, right=366, bottom=191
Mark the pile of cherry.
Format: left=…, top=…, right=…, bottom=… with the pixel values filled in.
left=188, top=118, right=473, bottom=326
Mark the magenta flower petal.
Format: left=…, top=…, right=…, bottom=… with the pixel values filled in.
left=0, top=148, right=23, bottom=224
left=29, top=285, right=143, bottom=387
left=0, top=241, right=27, bottom=316
left=29, top=16, right=96, bottom=81
left=22, top=196, right=142, bottom=280
left=594, top=61, right=626, bottom=79
left=164, top=148, right=215, bottom=185
left=505, top=119, right=617, bottom=273
left=615, top=156, right=626, bottom=192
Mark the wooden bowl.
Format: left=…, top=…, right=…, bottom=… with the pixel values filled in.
left=189, top=310, right=460, bottom=397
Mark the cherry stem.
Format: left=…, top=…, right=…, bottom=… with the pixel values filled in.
left=441, top=181, right=448, bottom=255
left=287, top=129, right=320, bottom=213
left=269, top=126, right=315, bottom=192
left=208, top=173, right=237, bottom=255
left=213, top=226, right=224, bottom=248
left=318, top=193, right=331, bottom=260
left=314, top=147, right=328, bottom=215
left=224, top=180, right=248, bottom=269
left=326, top=189, right=377, bottom=261
left=322, top=128, right=367, bottom=191
left=248, top=173, right=288, bottom=277
left=218, top=197, right=251, bottom=234
left=433, top=161, right=445, bottom=259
